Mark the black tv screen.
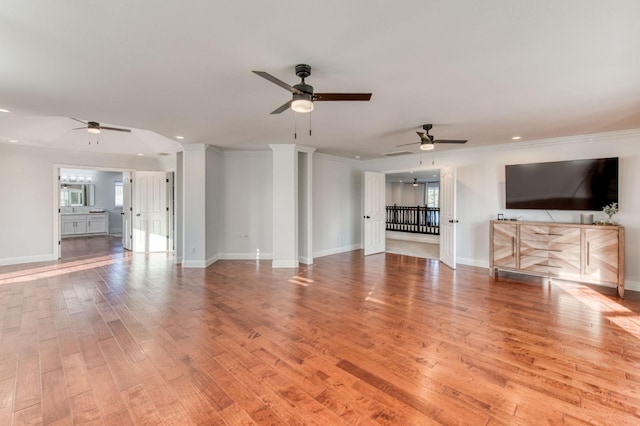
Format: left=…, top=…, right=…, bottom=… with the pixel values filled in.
left=505, top=157, right=618, bottom=211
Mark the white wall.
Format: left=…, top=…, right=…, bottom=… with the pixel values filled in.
left=313, top=153, right=363, bottom=257
left=218, top=151, right=273, bottom=259
left=363, top=129, right=640, bottom=289
left=0, top=143, right=166, bottom=265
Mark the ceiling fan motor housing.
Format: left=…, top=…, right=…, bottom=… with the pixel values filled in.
left=295, top=64, right=311, bottom=79
left=293, top=83, right=314, bottom=96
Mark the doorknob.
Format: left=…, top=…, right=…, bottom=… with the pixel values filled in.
left=136, top=213, right=141, bottom=217
left=449, top=219, right=459, bottom=223
left=363, top=215, right=370, bottom=219
left=121, top=212, right=125, bottom=215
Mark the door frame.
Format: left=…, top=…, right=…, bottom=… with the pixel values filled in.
left=376, top=164, right=454, bottom=264
left=53, top=164, right=136, bottom=259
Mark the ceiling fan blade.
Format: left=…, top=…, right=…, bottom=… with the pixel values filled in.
left=314, top=93, right=372, bottom=101
left=100, top=126, right=131, bottom=133
left=70, top=117, right=87, bottom=125
left=271, top=100, right=292, bottom=114
left=253, top=71, right=303, bottom=95
left=434, top=139, right=468, bottom=144
left=396, top=142, right=419, bottom=147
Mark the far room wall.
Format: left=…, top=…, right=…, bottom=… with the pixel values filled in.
left=363, top=129, right=640, bottom=290
left=0, top=143, right=167, bottom=265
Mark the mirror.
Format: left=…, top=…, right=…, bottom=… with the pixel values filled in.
left=61, top=183, right=95, bottom=207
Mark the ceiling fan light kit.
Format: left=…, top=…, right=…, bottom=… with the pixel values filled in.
left=87, top=121, right=101, bottom=134
left=291, top=93, right=314, bottom=113
left=420, top=142, right=435, bottom=151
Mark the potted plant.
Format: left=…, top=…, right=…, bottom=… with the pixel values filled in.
left=602, top=202, right=619, bottom=224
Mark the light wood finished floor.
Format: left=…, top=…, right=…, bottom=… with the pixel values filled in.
left=1, top=237, right=640, bottom=425
left=385, top=238, right=439, bottom=260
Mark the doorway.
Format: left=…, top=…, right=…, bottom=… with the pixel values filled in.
left=384, top=169, right=441, bottom=261
left=55, top=167, right=175, bottom=259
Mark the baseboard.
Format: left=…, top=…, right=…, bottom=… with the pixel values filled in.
left=623, top=280, right=640, bottom=293
left=0, top=253, right=58, bottom=267
left=181, top=254, right=219, bottom=268
left=272, top=260, right=299, bottom=268
left=219, top=252, right=274, bottom=260
left=457, top=257, right=489, bottom=268
left=386, top=231, right=439, bottom=244
left=173, top=256, right=183, bottom=265
left=299, top=256, right=313, bottom=265
left=314, top=243, right=361, bottom=259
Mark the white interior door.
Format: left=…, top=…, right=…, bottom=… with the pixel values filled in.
left=363, top=171, right=386, bottom=256
left=439, top=166, right=457, bottom=269
left=134, top=172, right=168, bottom=253
left=122, top=172, right=133, bottom=251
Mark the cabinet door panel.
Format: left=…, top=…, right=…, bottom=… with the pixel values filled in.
left=493, top=223, right=517, bottom=268
left=585, top=229, right=619, bottom=284
left=61, top=220, right=76, bottom=236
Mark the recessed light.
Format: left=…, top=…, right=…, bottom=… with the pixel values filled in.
left=0, top=109, right=10, bottom=113
left=512, top=136, right=522, bottom=140
left=137, top=153, right=144, bottom=156
left=9, top=139, right=18, bottom=143
left=175, top=136, right=184, bottom=140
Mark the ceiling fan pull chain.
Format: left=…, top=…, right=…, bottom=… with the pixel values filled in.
left=309, top=112, right=312, bottom=136
left=294, top=112, right=297, bottom=139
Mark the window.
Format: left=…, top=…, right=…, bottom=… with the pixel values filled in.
left=426, top=183, right=439, bottom=208
left=115, top=181, right=123, bottom=207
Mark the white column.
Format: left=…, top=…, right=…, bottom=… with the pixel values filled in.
left=270, top=144, right=299, bottom=268
left=182, top=144, right=221, bottom=268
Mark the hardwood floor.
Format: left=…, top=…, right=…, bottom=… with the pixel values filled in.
left=1, top=238, right=640, bottom=425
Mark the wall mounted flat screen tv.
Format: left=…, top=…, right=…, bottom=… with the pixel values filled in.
left=505, top=157, right=618, bottom=211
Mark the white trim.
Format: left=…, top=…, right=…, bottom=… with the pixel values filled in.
left=182, top=254, right=219, bottom=268
left=314, top=244, right=362, bottom=259
left=272, top=260, right=299, bottom=268
left=625, top=280, right=640, bottom=293
left=299, top=256, right=313, bottom=265
left=0, top=254, right=57, bottom=267
left=219, top=252, right=274, bottom=260
left=457, top=257, right=489, bottom=268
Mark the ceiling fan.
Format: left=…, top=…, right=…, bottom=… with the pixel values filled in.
left=397, top=124, right=467, bottom=151
left=70, top=118, right=131, bottom=134
left=252, top=64, right=372, bottom=114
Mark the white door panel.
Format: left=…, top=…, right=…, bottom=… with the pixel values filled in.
left=440, top=166, right=457, bottom=269
left=134, top=172, right=168, bottom=253
left=364, top=171, right=386, bottom=256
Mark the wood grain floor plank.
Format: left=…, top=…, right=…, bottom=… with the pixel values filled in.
left=41, top=367, right=70, bottom=424
left=69, top=390, right=102, bottom=425
left=13, top=355, right=40, bottom=412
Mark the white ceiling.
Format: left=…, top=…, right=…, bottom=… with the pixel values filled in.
left=1, top=1, right=639, bottom=159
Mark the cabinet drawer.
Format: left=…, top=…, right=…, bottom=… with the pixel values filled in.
left=520, top=225, right=549, bottom=241
left=521, top=239, right=550, bottom=250
left=548, top=227, right=581, bottom=243
left=548, top=243, right=581, bottom=260
left=548, top=258, right=581, bottom=277
left=520, top=255, right=548, bottom=271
